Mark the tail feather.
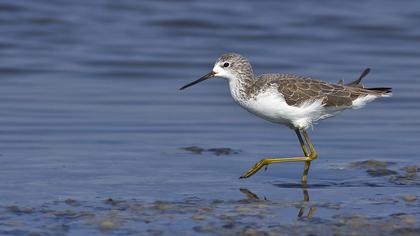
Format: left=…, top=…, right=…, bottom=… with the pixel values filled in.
left=367, top=87, right=392, bottom=96
left=341, top=68, right=392, bottom=97
left=346, top=68, right=370, bottom=87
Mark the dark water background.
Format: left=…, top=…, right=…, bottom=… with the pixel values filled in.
left=0, top=0, right=420, bottom=235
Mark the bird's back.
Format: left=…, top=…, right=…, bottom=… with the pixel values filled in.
left=253, top=73, right=391, bottom=108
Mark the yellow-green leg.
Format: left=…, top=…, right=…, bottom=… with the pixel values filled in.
left=301, top=130, right=317, bottom=185
left=295, top=129, right=309, bottom=157
left=239, top=129, right=317, bottom=185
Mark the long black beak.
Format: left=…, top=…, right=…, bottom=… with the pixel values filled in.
left=179, top=71, right=216, bottom=90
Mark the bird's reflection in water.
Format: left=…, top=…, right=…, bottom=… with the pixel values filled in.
left=297, top=188, right=315, bottom=218
left=239, top=188, right=266, bottom=201
left=239, top=186, right=315, bottom=219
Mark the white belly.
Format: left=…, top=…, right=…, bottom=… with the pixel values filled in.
left=233, top=87, right=345, bottom=129
left=227, top=79, right=383, bottom=129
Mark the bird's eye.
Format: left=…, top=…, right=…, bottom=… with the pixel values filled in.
left=223, top=62, right=230, bottom=67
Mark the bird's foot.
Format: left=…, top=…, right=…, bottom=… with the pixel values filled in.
left=239, top=159, right=267, bottom=179
left=239, top=156, right=311, bottom=179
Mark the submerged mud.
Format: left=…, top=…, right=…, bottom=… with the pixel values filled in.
left=1, top=192, right=419, bottom=236
left=1, top=161, right=420, bottom=236
left=182, top=146, right=240, bottom=156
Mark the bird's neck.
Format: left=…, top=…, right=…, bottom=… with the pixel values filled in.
left=228, top=76, right=254, bottom=103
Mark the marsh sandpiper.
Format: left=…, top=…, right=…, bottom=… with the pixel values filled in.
left=180, top=53, right=391, bottom=185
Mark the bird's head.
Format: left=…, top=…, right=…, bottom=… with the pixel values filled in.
left=180, top=53, right=253, bottom=90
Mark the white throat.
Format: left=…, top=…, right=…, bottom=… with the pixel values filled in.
left=212, top=64, right=237, bottom=82
left=212, top=64, right=253, bottom=103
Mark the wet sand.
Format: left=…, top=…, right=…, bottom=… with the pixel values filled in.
left=1, top=158, right=419, bottom=235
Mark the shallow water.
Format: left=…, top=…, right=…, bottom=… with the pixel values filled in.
left=0, top=0, right=420, bottom=235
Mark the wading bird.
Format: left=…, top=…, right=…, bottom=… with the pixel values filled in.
left=180, top=53, right=391, bottom=185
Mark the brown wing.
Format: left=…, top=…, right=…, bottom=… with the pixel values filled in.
left=257, top=74, right=367, bottom=107
left=279, top=76, right=368, bottom=107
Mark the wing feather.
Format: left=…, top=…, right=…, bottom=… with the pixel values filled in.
left=256, top=74, right=368, bottom=107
